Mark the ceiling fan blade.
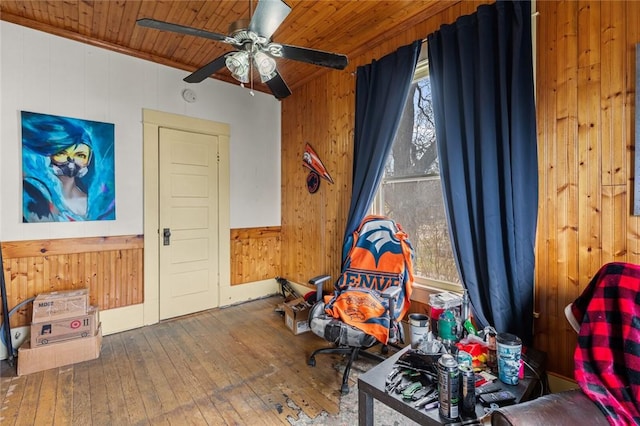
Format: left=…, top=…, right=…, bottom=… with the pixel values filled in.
left=249, top=0, right=291, bottom=41
left=266, top=70, right=292, bottom=100
left=136, top=18, right=232, bottom=44
left=279, top=44, right=348, bottom=70
left=183, top=54, right=230, bottom=83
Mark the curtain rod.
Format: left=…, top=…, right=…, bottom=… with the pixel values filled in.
left=420, top=11, right=540, bottom=43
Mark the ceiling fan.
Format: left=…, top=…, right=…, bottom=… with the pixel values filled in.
left=137, top=0, right=348, bottom=100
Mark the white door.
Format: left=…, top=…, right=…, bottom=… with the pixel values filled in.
left=158, top=127, right=219, bottom=320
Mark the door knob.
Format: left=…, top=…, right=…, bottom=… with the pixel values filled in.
left=163, top=228, right=171, bottom=246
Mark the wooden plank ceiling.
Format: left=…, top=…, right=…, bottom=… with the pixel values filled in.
left=0, top=0, right=455, bottom=96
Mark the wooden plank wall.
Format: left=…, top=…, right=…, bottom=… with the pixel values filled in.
left=280, top=0, right=639, bottom=379
left=230, top=226, right=281, bottom=285
left=1, top=235, right=143, bottom=329
left=535, top=0, right=639, bottom=378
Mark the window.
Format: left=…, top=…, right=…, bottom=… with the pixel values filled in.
left=371, top=53, right=460, bottom=290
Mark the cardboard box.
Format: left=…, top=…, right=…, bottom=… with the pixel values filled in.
left=18, top=325, right=102, bottom=376
left=32, top=288, right=89, bottom=322
left=31, top=306, right=99, bottom=347
left=284, top=297, right=311, bottom=335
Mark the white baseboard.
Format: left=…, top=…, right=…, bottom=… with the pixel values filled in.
left=219, top=278, right=280, bottom=306
left=101, top=279, right=281, bottom=335
left=100, top=304, right=145, bottom=335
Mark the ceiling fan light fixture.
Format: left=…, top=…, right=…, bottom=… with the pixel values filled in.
left=226, top=51, right=250, bottom=83
left=259, top=70, right=277, bottom=83
left=253, top=51, right=277, bottom=82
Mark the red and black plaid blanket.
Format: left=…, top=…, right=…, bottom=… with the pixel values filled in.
left=573, top=262, right=640, bottom=425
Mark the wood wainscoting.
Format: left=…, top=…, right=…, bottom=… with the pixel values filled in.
left=1, top=227, right=283, bottom=329
left=230, top=226, right=281, bottom=285
left=1, top=235, right=143, bottom=329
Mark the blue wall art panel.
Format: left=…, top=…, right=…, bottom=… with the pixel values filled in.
left=21, top=111, right=116, bottom=222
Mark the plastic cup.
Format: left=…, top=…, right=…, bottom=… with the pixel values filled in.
left=408, top=313, right=430, bottom=348
left=496, top=332, right=522, bottom=385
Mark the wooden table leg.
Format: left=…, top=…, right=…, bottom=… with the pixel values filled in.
left=358, top=387, right=374, bottom=426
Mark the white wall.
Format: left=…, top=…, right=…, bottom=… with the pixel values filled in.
left=0, top=21, right=281, bottom=242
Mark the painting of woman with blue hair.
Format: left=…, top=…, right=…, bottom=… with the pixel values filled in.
left=21, top=111, right=116, bottom=222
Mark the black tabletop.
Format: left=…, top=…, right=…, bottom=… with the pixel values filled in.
left=357, top=346, right=542, bottom=425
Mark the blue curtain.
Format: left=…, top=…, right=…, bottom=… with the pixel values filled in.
left=427, top=0, right=538, bottom=345
left=343, top=40, right=421, bottom=259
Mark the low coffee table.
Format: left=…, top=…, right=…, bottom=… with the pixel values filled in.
left=357, top=346, right=544, bottom=425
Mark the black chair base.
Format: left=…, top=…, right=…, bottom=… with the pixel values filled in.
left=307, top=345, right=388, bottom=394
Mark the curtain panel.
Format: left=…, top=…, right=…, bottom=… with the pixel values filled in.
left=342, top=40, right=421, bottom=260
left=427, top=0, right=538, bottom=345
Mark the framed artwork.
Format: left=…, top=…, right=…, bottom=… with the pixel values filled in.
left=21, top=111, right=116, bottom=222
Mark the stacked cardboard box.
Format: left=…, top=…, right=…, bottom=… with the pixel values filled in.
left=18, top=288, right=102, bottom=376
left=30, top=305, right=98, bottom=347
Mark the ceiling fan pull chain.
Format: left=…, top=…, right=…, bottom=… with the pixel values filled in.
left=249, top=43, right=254, bottom=96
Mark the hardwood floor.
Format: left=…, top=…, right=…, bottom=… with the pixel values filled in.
left=0, top=296, right=365, bottom=425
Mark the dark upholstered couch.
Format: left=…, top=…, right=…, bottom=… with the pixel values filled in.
left=491, top=389, right=608, bottom=426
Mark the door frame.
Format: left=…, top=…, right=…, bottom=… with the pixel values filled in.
left=142, top=109, right=230, bottom=326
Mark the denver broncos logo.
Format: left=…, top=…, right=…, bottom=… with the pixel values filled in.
left=360, top=221, right=403, bottom=267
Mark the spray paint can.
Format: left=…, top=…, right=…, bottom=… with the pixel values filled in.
left=459, top=364, right=476, bottom=415
left=438, top=353, right=460, bottom=420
